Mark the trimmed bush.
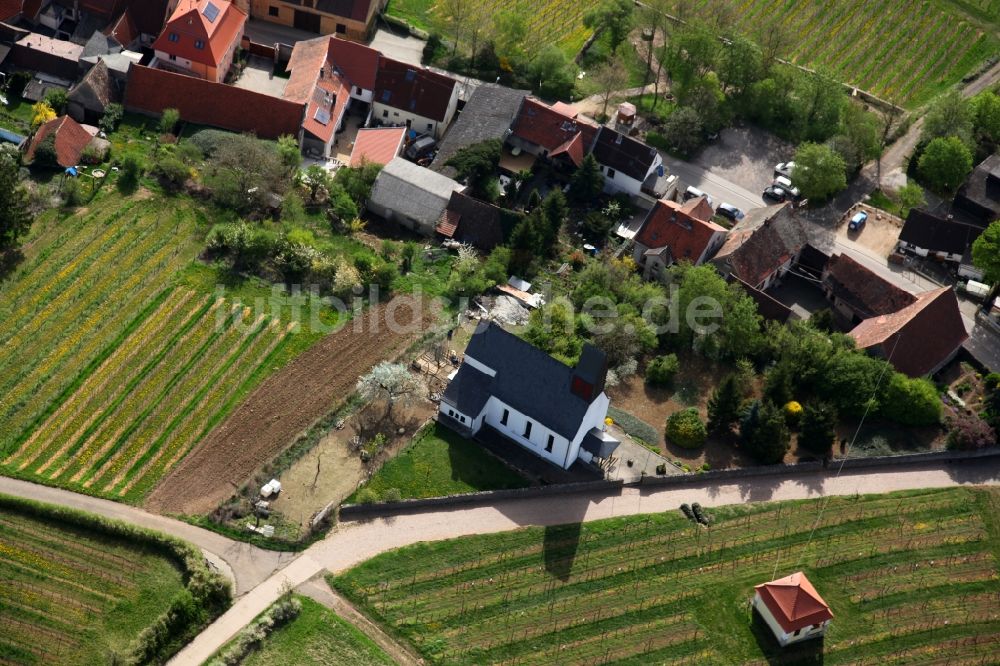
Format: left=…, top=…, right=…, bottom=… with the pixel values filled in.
left=666, top=408, right=707, bottom=449
left=645, top=353, right=680, bottom=387
left=880, top=374, right=942, bottom=426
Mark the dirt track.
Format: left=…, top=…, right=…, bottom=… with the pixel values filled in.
left=144, top=297, right=440, bottom=516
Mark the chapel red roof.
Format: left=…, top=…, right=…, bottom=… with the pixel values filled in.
left=152, top=0, right=246, bottom=68
left=635, top=197, right=725, bottom=263
left=755, top=572, right=833, bottom=634
left=849, top=286, right=968, bottom=377
left=25, top=115, right=93, bottom=167
left=510, top=97, right=598, bottom=156
left=350, top=126, right=406, bottom=167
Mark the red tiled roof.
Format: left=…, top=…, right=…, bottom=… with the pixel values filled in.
left=635, top=197, right=725, bottom=263
left=125, top=64, right=304, bottom=139
left=152, top=0, right=246, bottom=68
left=25, top=115, right=93, bottom=167
left=549, top=131, right=586, bottom=168
left=511, top=97, right=599, bottom=154
left=328, top=35, right=378, bottom=90
left=849, top=286, right=968, bottom=377
left=350, top=126, right=405, bottom=167
left=755, top=572, right=833, bottom=634
left=301, top=73, right=348, bottom=143
left=310, top=0, right=374, bottom=22
left=436, top=208, right=459, bottom=237
left=824, top=254, right=916, bottom=318
left=284, top=36, right=329, bottom=103
left=106, top=7, right=137, bottom=46
left=374, top=57, right=457, bottom=122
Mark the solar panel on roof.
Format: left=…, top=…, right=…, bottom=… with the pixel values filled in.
left=202, top=1, right=220, bottom=22
left=315, top=108, right=331, bottom=125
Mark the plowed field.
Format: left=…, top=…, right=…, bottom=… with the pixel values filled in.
left=144, top=297, right=442, bottom=516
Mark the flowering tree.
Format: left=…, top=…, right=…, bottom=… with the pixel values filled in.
left=356, top=362, right=420, bottom=422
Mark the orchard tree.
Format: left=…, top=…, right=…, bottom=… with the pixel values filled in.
left=0, top=147, right=32, bottom=248
left=593, top=55, right=628, bottom=120
left=918, top=136, right=973, bottom=194
left=972, top=220, right=1000, bottom=285
left=583, top=0, right=634, bottom=54
left=793, top=142, right=846, bottom=201
left=357, top=362, right=420, bottom=422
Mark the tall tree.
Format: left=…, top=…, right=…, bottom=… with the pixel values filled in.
left=798, top=402, right=837, bottom=455
left=740, top=400, right=790, bottom=464
left=971, top=91, right=1000, bottom=147
left=583, top=0, right=634, bottom=54
left=0, top=147, right=32, bottom=248
left=707, top=374, right=741, bottom=434
left=921, top=90, right=973, bottom=147
left=718, top=35, right=763, bottom=97
left=918, top=136, right=973, bottom=194
left=971, top=221, right=1000, bottom=285
left=445, top=139, right=501, bottom=201
left=593, top=55, right=628, bottom=120
left=793, top=142, right=847, bottom=201
left=569, top=154, right=604, bottom=204
left=529, top=45, right=576, bottom=100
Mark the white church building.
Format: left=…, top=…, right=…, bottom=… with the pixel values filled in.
left=438, top=321, right=620, bottom=470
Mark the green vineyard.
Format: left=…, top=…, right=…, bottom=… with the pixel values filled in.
left=0, top=197, right=290, bottom=501
left=687, top=0, right=998, bottom=106
left=335, top=487, right=1000, bottom=664
left=0, top=502, right=187, bottom=664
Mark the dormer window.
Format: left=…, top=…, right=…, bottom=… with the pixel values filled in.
left=194, top=39, right=205, bottom=49
left=168, top=32, right=179, bottom=42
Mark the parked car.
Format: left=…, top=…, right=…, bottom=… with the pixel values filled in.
left=683, top=186, right=713, bottom=207
left=405, top=135, right=437, bottom=160
left=848, top=211, right=868, bottom=231
left=774, top=161, right=795, bottom=179
left=716, top=202, right=745, bottom=221
left=773, top=175, right=801, bottom=199
left=763, top=185, right=787, bottom=203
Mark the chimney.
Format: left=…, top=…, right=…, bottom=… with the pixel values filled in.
left=570, top=344, right=607, bottom=403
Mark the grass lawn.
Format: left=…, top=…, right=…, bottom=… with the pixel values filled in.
left=0, top=93, right=36, bottom=135
left=334, top=486, right=1000, bottom=664
left=0, top=500, right=187, bottom=664
left=239, top=596, right=394, bottom=666
left=348, top=423, right=529, bottom=501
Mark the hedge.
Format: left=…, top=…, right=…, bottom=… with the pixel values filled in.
left=607, top=406, right=660, bottom=445
left=0, top=493, right=232, bottom=665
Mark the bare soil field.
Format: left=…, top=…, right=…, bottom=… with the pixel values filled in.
left=270, top=401, right=436, bottom=529
left=144, top=297, right=442, bottom=516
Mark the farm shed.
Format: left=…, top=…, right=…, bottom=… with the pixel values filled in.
left=367, top=157, right=464, bottom=235
left=753, top=571, right=833, bottom=646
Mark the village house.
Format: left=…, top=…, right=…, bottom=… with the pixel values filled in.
left=435, top=190, right=515, bottom=252
left=152, top=0, right=246, bottom=83
left=439, top=321, right=619, bottom=470
left=67, top=58, right=119, bottom=124
left=711, top=202, right=808, bottom=290
left=432, top=83, right=528, bottom=178
left=822, top=253, right=916, bottom=327
left=25, top=114, right=107, bottom=167
left=849, top=285, right=968, bottom=378
left=897, top=209, right=984, bottom=279
left=953, top=153, right=1000, bottom=227
left=507, top=97, right=599, bottom=171
left=367, top=156, right=464, bottom=235
left=349, top=126, right=406, bottom=167
left=632, top=196, right=724, bottom=280
left=246, top=0, right=384, bottom=41
left=753, top=572, right=833, bottom=647
left=372, top=58, right=458, bottom=139
left=590, top=125, right=663, bottom=198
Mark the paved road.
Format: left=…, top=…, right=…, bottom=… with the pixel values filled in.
left=168, top=459, right=998, bottom=664
left=0, top=476, right=294, bottom=596
left=4, top=461, right=998, bottom=664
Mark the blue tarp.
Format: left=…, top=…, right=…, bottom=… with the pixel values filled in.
left=65, top=167, right=78, bottom=177
left=0, top=128, right=26, bottom=146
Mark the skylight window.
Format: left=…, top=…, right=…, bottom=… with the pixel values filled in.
left=405, top=69, right=416, bottom=82
left=194, top=39, right=204, bottom=49
left=315, top=108, right=331, bottom=125
left=202, top=1, right=220, bottom=23
left=168, top=32, right=179, bottom=42
left=381, top=90, right=391, bottom=103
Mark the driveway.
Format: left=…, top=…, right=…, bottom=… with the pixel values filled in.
left=658, top=150, right=764, bottom=213
left=369, top=28, right=423, bottom=66
left=836, top=203, right=904, bottom=257
left=690, top=125, right=795, bottom=194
